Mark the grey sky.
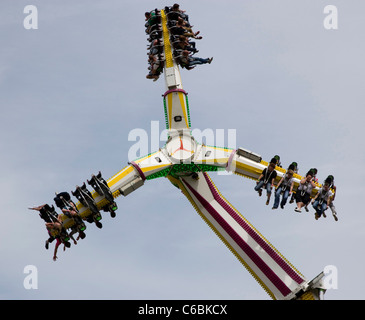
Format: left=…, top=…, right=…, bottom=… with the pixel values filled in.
left=1, top=0, right=364, bottom=300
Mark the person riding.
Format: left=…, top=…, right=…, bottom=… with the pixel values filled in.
left=254, top=159, right=278, bottom=205
left=272, top=169, right=294, bottom=210
left=166, top=3, right=189, bottom=23
left=294, top=171, right=316, bottom=213
left=179, top=50, right=212, bottom=69
left=324, top=175, right=338, bottom=221
left=288, top=162, right=299, bottom=204
left=146, top=53, right=163, bottom=81
left=311, top=179, right=333, bottom=220
left=304, top=168, right=318, bottom=212
left=54, top=192, right=85, bottom=241
left=54, top=192, right=78, bottom=218
left=172, top=35, right=198, bottom=54
left=45, top=216, right=72, bottom=261
left=145, top=10, right=160, bottom=34
left=29, top=204, right=60, bottom=249
left=29, top=204, right=72, bottom=260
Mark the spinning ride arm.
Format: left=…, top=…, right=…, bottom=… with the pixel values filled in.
left=167, top=171, right=326, bottom=300
left=193, top=146, right=322, bottom=196
left=74, top=149, right=173, bottom=217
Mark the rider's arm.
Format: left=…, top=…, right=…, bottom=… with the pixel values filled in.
left=312, top=191, right=319, bottom=203
left=332, top=186, right=336, bottom=201
left=289, top=181, right=294, bottom=193
left=53, top=240, right=61, bottom=261
left=271, top=177, right=276, bottom=187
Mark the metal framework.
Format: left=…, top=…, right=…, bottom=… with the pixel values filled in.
left=57, top=8, right=328, bottom=300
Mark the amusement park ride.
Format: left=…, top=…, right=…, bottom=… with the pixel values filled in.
left=38, top=7, right=330, bottom=300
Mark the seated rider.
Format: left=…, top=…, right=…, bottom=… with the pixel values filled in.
left=169, top=20, right=202, bottom=39
left=29, top=203, right=58, bottom=224
left=29, top=204, right=72, bottom=261
left=325, top=175, right=338, bottom=221
left=146, top=53, right=163, bottom=81
left=171, top=3, right=189, bottom=22
left=179, top=50, right=213, bottom=69
left=29, top=204, right=59, bottom=249
left=44, top=215, right=72, bottom=261
left=166, top=4, right=190, bottom=25
left=294, top=172, right=316, bottom=213
left=54, top=191, right=85, bottom=240
left=311, top=178, right=333, bottom=220
left=304, top=168, right=318, bottom=212
left=172, top=35, right=198, bottom=54
left=54, top=192, right=78, bottom=218
left=272, top=169, right=294, bottom=210
left=254, top=159, right=278, bottom=205
left=288, top=162, right=299, bottom=204
left=145, top=10, right=160, bottom=34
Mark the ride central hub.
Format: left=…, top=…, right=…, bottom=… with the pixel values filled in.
left=165, top=133, right=197, bottom=163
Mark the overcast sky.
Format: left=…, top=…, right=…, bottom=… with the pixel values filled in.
left=1, top=0, right=364, bottom=300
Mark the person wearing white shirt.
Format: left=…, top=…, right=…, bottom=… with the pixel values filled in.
left=312, top=182, right=333, bottom=220
left=272, top=169, right=294, bottom=209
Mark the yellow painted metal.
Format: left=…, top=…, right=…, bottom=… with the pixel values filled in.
left=161, top=10, right=174, bottom=68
